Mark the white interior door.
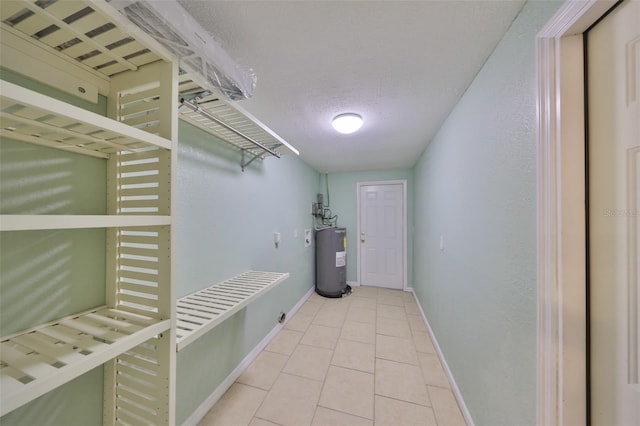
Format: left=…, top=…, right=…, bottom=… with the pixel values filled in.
left=358, top=182, right=405, bottom=289
left=588, top=1, right=640, bottom=424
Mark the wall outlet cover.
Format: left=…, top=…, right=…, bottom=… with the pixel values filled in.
left=304, top=229, right=312, bottom=247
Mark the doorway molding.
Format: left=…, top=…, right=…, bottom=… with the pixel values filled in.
left=356, top=180, right=408, bottom=290
left=536, top=1, right=615, bottom=424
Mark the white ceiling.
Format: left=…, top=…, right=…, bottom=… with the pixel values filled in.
left=178, top=0, right=526, bottom=173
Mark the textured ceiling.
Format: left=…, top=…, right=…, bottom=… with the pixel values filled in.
left=178, top=0, right=526, bottom=172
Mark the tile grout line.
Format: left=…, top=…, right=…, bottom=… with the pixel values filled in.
left=188, top=287, right=316, bottom=426
left=202, top=286, right=459, bottom=426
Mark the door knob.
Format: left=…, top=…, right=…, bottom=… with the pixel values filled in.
left=360, top=231, right=365, bottom=243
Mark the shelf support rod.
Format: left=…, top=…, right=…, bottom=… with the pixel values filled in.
left=179, top=98, right=281, bottom=159
left=241, top=149, right=262, bottom=172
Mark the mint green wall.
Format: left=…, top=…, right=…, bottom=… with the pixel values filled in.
left=412, top=2, right=562, bottom=425
left=320, top=170, right=414, bottom=286
left=175, top=121, right=319, bottom=423
left=0, top=71, right=107, bottom=425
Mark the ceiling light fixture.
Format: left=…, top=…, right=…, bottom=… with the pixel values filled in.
left=332, top=113, right=363, bottom=134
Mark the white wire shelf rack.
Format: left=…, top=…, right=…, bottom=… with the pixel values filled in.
left=178, top=74, right=299, bottom=171
left=0, top=306, right=171, bottom=416
left=176, top=271, right=289, bottom=351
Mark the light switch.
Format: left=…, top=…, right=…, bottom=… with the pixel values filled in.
left=439, top=235, right=444, bottom=251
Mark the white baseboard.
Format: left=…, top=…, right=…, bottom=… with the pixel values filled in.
left=182, top=286, right=316, bottom=426
left=408, top=288, right=475, bottom=426
left=347, top=281, right=360, bottom=287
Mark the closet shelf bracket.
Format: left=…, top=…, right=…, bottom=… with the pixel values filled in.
left=241, top=148, right=278, bottom=172
left=179, top=97, right=281, bottom=171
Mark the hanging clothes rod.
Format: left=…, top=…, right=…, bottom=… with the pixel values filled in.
left=179, top=98, right=281, bottom=159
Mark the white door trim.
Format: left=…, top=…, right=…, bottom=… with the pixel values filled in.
left=356, top=180, right=408, bottom=290
left=536, top=1, right=615, bottom=425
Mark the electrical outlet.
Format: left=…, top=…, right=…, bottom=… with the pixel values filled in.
left=304, top=229, right=312, bottom=247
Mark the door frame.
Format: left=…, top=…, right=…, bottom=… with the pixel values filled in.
left=536, top=1, right=616, bottom=424
left=356, top=180, right=408, bottom=290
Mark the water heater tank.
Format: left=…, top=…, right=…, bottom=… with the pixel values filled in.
left=315, top=227, right=350, bottom=298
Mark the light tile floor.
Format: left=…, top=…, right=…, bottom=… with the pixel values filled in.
left=199, top=286, right=467, bottom=426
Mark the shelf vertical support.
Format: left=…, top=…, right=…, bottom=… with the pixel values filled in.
left=103, top=59, right=178, bottom=425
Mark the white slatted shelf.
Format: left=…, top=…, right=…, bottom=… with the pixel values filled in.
left=0, top=215, right=171, bottom=231
left=0, top=0, right=166, bottom=78
left=176, top=271, right=289, bottom=351
left=1, top=1, right=177, bottom=421
left=0, top=306, right=170, bottom=416
left=0, top=81, right=172, bottom=158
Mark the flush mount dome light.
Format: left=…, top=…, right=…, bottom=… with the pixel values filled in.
left=332, top=113, right=363, bottom=134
